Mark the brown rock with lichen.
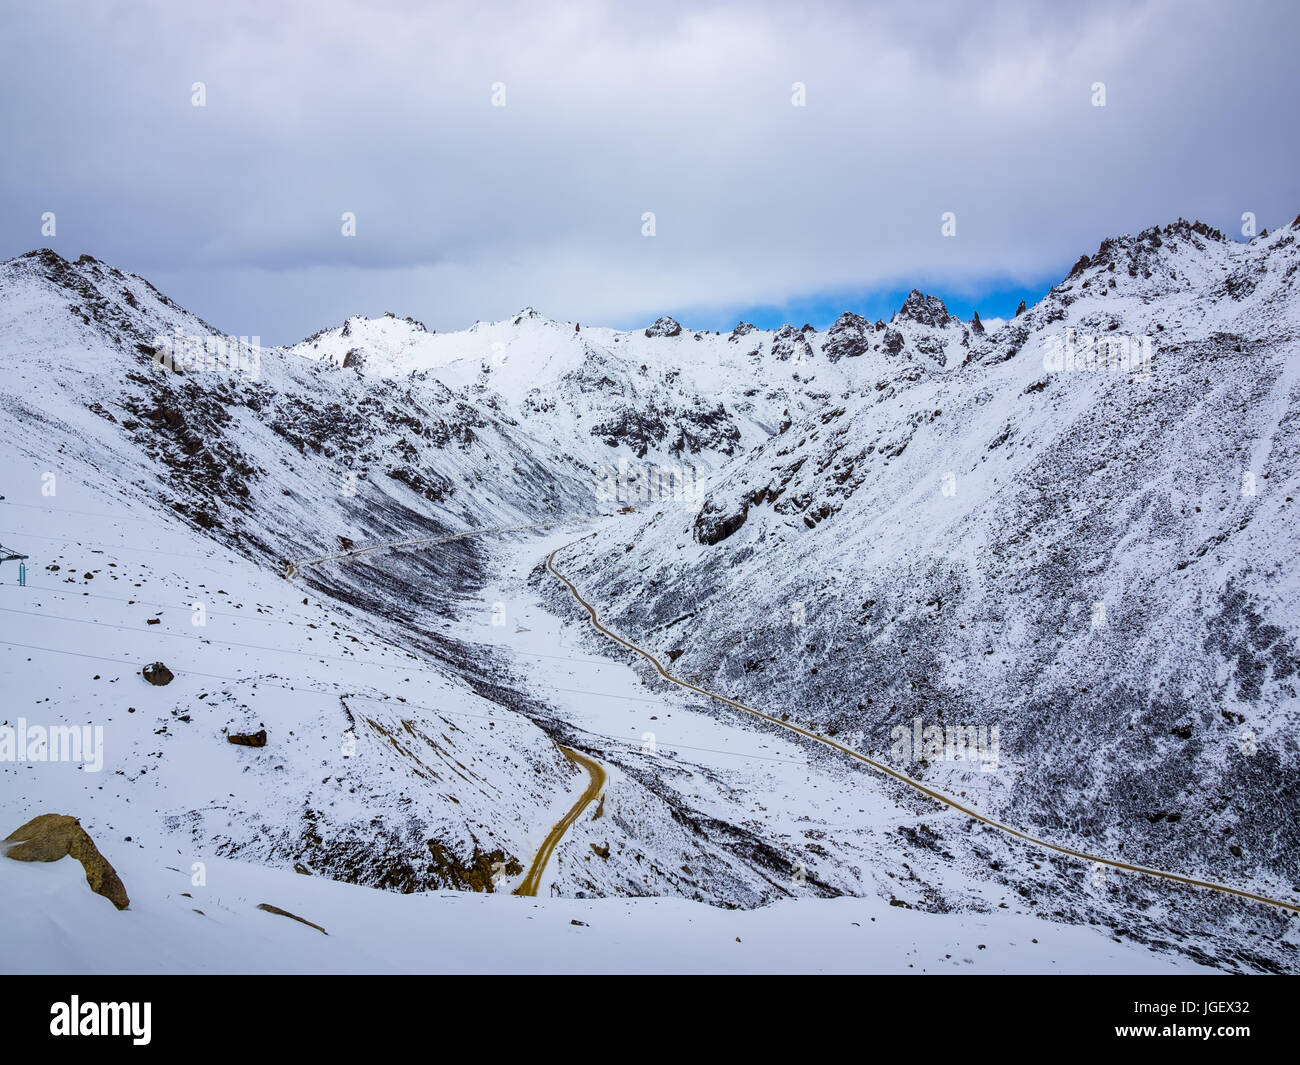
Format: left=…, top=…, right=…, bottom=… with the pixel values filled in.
left=4, top=814, right=130, bottom=910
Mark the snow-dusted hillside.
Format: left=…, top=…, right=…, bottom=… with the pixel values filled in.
left=0, top=249, right=612, bottom=897
left=554, top=219, right=1300, bottom=968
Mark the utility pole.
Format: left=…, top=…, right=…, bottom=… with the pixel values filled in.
left=0, top=544, right=29, bottom=585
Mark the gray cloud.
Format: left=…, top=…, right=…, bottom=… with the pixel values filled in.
left=2, top=0, right=1297, bottom=341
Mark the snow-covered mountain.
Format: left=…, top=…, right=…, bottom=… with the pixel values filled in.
left=3, top=218, right=1298, bottom=974
left=554, top=218, right=1300, bottom=959
left=286, top=289, right=983, bottom=473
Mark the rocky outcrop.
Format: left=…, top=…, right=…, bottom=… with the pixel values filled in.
left=227, top=729, right=268, bottom=748
left=426, top=843, right=522, bottom=891
left=770, top=324, right=813, bottom=363
left=644, top=316, right=682, bottom=338
left=823, top=312, right=871, bottom=362
left=4, top=814, right=130, bottom=910
left=693, top=493, right=750, bottom=545
left=896, top=290, right=954, bottom=328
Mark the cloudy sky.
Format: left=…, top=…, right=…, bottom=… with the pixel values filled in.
left=2, top=0, right=1297, bottom=344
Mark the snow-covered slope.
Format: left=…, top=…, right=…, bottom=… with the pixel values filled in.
left=2, top=838, right=1207, bottom=974
left=548, top=218, right=1300, bottom=970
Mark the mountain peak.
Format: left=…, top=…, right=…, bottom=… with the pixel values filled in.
left=644, top=315, right=683, bottom=338
left=895, top=289, right=953, bottom=327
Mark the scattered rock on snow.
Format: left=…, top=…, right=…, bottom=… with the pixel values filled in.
left=256, top=902, right=327, bottom=935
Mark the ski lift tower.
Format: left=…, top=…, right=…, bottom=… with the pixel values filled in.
left=0, top=544, right=29, bottom=586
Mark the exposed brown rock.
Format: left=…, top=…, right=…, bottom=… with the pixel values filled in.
left=142, top=661, right=173, bottom=685
left=426, top=842, right=521, bottom=892
left=256, top=902, right=327, bottom=935
left=227, top=729, right=267, bottom=748
left=3, top=814, right=130, bottom=910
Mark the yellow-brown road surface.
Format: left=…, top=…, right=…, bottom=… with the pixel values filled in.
left=547, top=548, right=1300, bottom=915
left=513, top=746, right=607, bottom=897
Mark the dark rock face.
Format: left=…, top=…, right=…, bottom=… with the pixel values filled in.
left=589, top=397, right=738, bottom=458
left=142, top=661, right=174, bottom=686
left=644, top=316, right=682, bottom=338
left=342, top=348, right=366, bottom=369
left=729, top=321, right=756, bottom=341
left=971, top=311, right=985, bottom=335
left=1014, top=300, right=1027, bottom=317
left=823, top=312, right=871, bottom=362
left=227, top=729, right=268, bottom=748
left=881, top=328, right=905, bottom=356
left=770, top=323, right=813, bottom=363
left=693, top=495, right=749, bottom=545
left=896, top=290, right=953, bottom=327
left=4, top=813, right=130, bottom=910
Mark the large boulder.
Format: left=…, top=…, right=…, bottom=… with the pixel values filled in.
left=4, top=814, right=130, bottom=910
left=142, top=661, right=173, bottom=686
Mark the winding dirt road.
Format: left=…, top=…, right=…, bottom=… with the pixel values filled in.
left=546, top=547, right=1300, bottom=915
left=513, top=746, right=606, bottom=897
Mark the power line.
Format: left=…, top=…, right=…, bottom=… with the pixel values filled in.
left=0, top=529, right=225, bottom=561
left=2, top=585, right=618, bottom=668
left=0, top=500, right=174, bottom=524
left=0, top=638, right=806, bottom=768
left=0, top=604, right=712, bottom=719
